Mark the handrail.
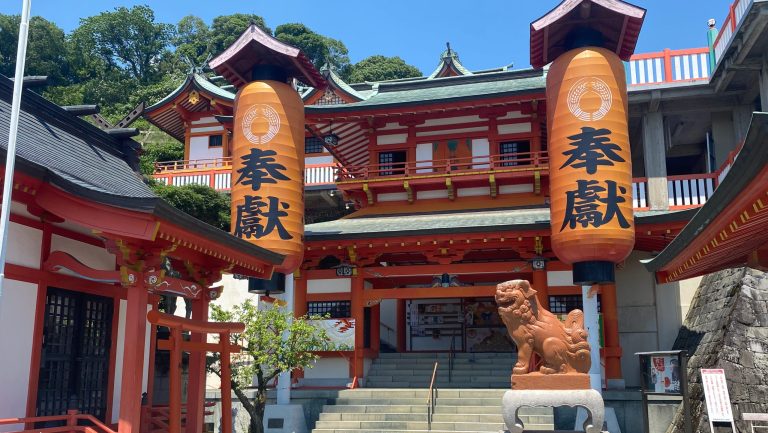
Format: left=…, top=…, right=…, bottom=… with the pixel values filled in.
left=154, top=157, right=232, bottom=173
left=426, top=361, right=439, bottom=431
left=448, top=335, right=456, bottom=383
left=337, top=150, right=549, bottom=181
left=0, top=411, right=117, bottom=433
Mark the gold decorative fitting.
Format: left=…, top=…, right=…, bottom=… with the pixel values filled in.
left=188, top=90, right=200, bottom=105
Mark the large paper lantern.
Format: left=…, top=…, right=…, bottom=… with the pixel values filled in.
left=547, top=47, right=634, bottom=284
left=231, top=79, right=305, bottom=273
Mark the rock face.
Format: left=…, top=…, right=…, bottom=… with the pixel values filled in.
left=666, top=267, right=768, bottom=433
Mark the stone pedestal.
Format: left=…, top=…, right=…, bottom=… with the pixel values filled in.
left=263, top=404, right=307, bottom=433
left=502, top=389, right=605, bottom=433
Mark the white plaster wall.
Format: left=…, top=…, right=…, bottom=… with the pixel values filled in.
left=499, top=184, right=534, bottom=194
left=457, top=187, right=491, bottom=197
left=304, top=358, right=349, bottom=379
left=547, top=270, right=574, bottom=287
left=0, top=279, right=37, bottom=430
left=377, top=192, right=408, bottom=202
left=423, top=115, right=481, bottom=126
left=190, top=126, right=225, bottom=134
left=7, top=221, right=41, bottom=268
left=677, top=276, right=702, bottom=321
left=471, top=138, right=490, bottom=169
left=111, top=299, right=127, bottom=424
left=498, top=111, right=526, bottom=120
left=308, top=278, right=351, bottom=294
left=215, top=275, right=256, bottom=310
left=416, top=126, right=487, bottom=137
left=142, top=305, right=152, bottom=394
left=379, top=299, right=397, bottom=347
left=498, top=123, right=532, bottom=135
left=306, top=155, right=333, bottom=165
left=376, top=134, right=407, bottom=145
left=415, top=143, right=433, bottom=173
left=51, top=235, right=115, bottom=271
left=655, top=281, right=683, bottom=351
left=188, top=135, right=223, bottom=161
left=416, top=190, right=449, bottom=200
left=192, top=117, right=217, bottom=125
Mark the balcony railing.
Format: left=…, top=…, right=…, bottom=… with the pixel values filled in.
left=627, top=48, right=711, bottom=86
left=713, top=0, right=753, bottom=64
left=336, top=151, right=549, bottom=182
left=152, top=159, right=337, bottom=191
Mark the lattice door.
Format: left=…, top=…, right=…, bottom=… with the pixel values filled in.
left=37, top=288, right=113, bottom=420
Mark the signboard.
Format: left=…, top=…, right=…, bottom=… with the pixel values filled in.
left=701, top=369, right=735, bottom=424
left=335, top=264, right=354, bottom=277
left=648, top=355, right=681, bottom=394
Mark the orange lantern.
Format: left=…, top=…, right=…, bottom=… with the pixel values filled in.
left=547, top=47, right=634, bottom=283
left=231, top=79, right=305, bottom=273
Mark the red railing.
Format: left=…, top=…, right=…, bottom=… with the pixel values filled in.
left=336, top=151, right=549, bottom=182
left=713, top=0, right=752, bottom=64
left=141, top=405, right=187, bottom=433
left=627, top=47, right=711, bottom=86
left=0, top=411, right=117, bottom=433
left=154, top=157, right=232, bottom=173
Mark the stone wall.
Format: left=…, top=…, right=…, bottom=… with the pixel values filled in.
left=666, top=267, right=768, bottom=433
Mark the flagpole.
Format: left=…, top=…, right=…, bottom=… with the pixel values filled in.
left=0, top=0, right=32, bottom=299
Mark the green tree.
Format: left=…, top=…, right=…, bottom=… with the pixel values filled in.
left=151, top=183, right=231, bottom=231
left=274, top=23, right=350, bottom=78
left=210, top=14, right=271, bottom=57
left=72, top=5, right=174, bottom=83
left=0, top=15, right=70, bottom=85
left=174, top=15, right=211, bottom=66
left=209, top=302, right=327, bottom=433
left=349, top=55, right=422, bottom=83
left=139, top=140, right=184, bottom=176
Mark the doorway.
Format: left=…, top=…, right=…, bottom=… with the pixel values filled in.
left=36, top=287, right=113, bottom=420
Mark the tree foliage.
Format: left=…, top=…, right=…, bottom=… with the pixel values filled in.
left=209, top=302, right=327, bottom=433
left=210, top=14, right=271, bottom=57
left=151, top=183, right=231, bottom=231
left=349, top=55, right=422, bottom=83
left=72, top=6, right=174, bottom=83
left=0, top=15, right=70, bottom=85
left=275, top=23, right=350, bottom=78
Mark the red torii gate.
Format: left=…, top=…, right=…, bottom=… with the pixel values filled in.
left=146, top=310, right=242, bottom=433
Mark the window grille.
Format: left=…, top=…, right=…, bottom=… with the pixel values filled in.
left=307, top=301, right=351, bottom=318
left=548, top=294, right=602, bottom=314
left=305, top=137, right=324, bottom=154
left=499, top=140, right=531, bottom=166
left=208, top=134, right=223, bottom=147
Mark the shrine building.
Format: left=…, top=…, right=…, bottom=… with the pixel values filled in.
left=142, top=0, right=768, bottom=398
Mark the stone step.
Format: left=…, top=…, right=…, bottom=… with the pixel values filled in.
left=311, top=426, right=554, bottom=433
left=313, top=420, right=507, bottom=431
left=331, top=397, right=508, bottom=406
left=320, top=404, right=551, bottom=417
left=365, top=374, right=509, bottom=381
left=334, top=388, right=511, bottom=398
left=318, top=412, right=550, bottom=424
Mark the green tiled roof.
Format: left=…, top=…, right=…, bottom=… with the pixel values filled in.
left=145, top=73, right=234, bottom=113
left=306, top=69, right=546, bottom=112
left=305, top=207, right=692, bottom=240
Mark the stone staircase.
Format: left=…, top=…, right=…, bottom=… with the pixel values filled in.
left=366, top=352, right=515, bottom=388
left=311, top=353, right=554, bottom=433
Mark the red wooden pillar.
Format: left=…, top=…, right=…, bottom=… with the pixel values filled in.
left=219, top=332, right=233, bottom=433
left=396, top=299, right=406, bottom=353
left=350, top=276, right=365, bottom=380
left=118, top=285, right=149, bottom=433
left=370, top=304, right=381, bottom=353
left=169, top=327, right=183, bottom=433
left=600, top=283, right=622, bottom=383
left=532, top=268, right=549, bottom=310
left=185, top=297, right=210, bottom=433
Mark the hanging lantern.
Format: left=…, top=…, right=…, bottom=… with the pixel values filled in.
left=547, top=47, right=635, bottom=284
left=231, top=76, right=305, bottom=273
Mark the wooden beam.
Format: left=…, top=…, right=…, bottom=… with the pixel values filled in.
left=359, top=261, right=530, bottom=278
left=157, top=339, right=240, bottom=354
left=364, top=285, right=497, bottom=301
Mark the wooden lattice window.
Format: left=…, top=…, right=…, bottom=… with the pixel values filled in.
left=548, top=294, right=602, bottom=314
left=307, top=301, right=351, bottom=318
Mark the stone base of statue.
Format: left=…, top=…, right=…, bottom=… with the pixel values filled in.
left=502, top=389, right=605, bottom=433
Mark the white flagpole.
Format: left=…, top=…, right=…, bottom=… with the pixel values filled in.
left=0, top=0, right=33, bottom=299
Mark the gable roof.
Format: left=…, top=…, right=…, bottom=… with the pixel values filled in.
left=144, top=73, right=235, bottom=142
left=209, top=23, right=325, bottom=89
left=530, top=0, right=646, bottom=68
left=428, top=47, right=473, bottom=79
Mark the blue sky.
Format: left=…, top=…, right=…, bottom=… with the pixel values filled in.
left=1, top=0, right=732, bottom=73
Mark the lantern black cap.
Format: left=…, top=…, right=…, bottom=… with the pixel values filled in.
left=572, top=261, right=615, bottom=285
